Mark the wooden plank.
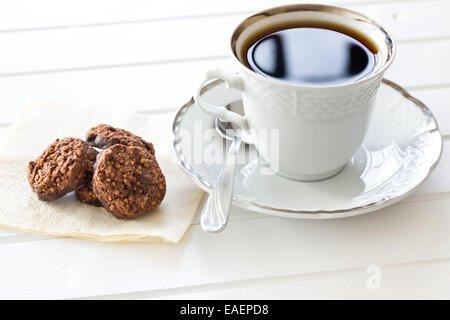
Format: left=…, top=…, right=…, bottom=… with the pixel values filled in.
left=2, top=197, right=450, bottom=299
left=0, top=1, right=448, bottom=75
left=0, top=14, right=236, bottom=75
left=0, top=59, right=231, bottom=125
left=101, top=259, right=450, bottom=299
left=0, top=0, right=415, bottom=31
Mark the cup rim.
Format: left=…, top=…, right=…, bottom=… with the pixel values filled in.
left=230, top=3, right=396, bottom=89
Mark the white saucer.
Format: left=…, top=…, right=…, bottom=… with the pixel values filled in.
left=172, top=79, right=442, bottom=219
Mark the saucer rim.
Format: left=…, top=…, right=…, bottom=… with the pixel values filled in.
left=172, top=79, right=443, bottom=219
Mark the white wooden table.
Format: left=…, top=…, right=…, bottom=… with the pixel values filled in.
left=1, top=0, right=450, bottom=299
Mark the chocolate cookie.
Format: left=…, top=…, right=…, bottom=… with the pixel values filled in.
left=75, top=149, right=102, bottom=207
left=86, top=124, right=155, bottom=155
left=76, top=183, right=102, bottom=207
left=93, top=144, right=166, bottom=219
left=28, top=138, right=97, bottom=201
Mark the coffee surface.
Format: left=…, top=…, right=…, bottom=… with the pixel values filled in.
left=246, top=27, right=376, bottom=86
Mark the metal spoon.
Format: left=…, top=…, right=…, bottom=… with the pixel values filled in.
left=200, top=101, right=251, bottom=233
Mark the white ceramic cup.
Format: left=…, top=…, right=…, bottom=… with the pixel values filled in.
left=194, top=4, right=395, bottom=181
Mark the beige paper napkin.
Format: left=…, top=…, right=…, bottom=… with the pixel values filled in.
left=0, top=100, right=204, bottom=243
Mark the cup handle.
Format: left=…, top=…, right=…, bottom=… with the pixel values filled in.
left=194, top=69, right=248, bottom=130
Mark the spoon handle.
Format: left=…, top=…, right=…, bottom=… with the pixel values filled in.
left=201, top=136, right=242, bottom=233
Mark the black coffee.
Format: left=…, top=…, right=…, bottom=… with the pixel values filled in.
left=246, top=27, right=377, bottom=86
